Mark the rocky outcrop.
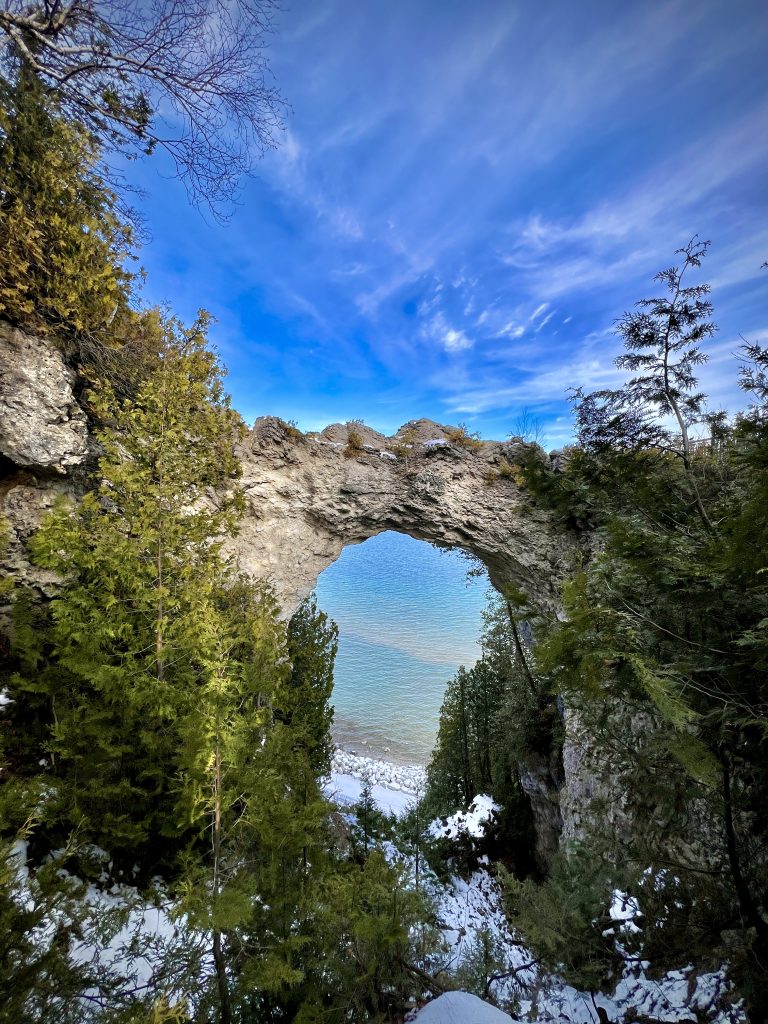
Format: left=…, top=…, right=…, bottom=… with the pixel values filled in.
left=0, top=324, right=577, bottom=618
left=0, top=323, right=88, bottom=474
left=234, top=417, right=576, bottom=617
left=517, top=748, right=565, bottom=872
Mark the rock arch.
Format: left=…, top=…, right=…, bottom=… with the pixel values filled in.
left=0, top=326, right=576, bottom=616
left=233, top=417, right=576, bottom=617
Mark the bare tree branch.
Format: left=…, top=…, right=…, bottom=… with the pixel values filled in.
left=0, top=0, right=286, bottom=213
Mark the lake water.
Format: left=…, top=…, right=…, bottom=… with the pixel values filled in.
left=314, top=531, right=491, bottom=765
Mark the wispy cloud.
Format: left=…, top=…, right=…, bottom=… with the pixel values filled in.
left=125, top=0, right=768, bottom=443
left=423, top=311, right=473, bottom=352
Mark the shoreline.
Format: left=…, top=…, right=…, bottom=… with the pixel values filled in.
left=326, top=746, right=427, bottom=817
left=331, top=717, right=433, bottom=768
left=331, top=747, right=426, bottom=795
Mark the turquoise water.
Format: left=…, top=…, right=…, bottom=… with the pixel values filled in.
left=314, top=532, right=491, bottom=765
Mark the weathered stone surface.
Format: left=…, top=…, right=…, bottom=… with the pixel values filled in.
left=0, top=472, right=71, bottom=604
left=232, top=416, right=577, bottom=617
left=517, top=748, right=565, bottom=873
left=0, top=323, right=88, bottom=473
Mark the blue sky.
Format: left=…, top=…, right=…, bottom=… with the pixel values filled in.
left=124, top=0, right=768, bottom=446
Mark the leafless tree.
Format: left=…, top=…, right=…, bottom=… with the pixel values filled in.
left=511, top=407, right=545, bottom=445
left=0, top=0, right=286, bottom=211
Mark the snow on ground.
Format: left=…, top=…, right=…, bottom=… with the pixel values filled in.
left=325, top=748, right=427, bottom=816
left=522, top=962, right=741, bottom=1024
left=430, top=867, right=740, bottom=1022
left=325, top=770, right=416, bottom=817
left=430, top=794, right=499, bottom=840
left=323, top=763, right=741, bottom=1022
left=429, top=868, right=532, bottom=989
left=71, top=877, right=205, bottom=999
left=407, top=990, right=518, bottom=1023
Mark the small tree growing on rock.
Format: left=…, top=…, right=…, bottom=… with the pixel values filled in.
left=344, top=419, right=365, bottom=458
left=445, top=422, right=483, bottom=451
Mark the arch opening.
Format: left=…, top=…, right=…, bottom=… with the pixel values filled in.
left=314, top=531, right=491, bottom=766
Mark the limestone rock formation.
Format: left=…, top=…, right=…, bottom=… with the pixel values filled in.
left=234, top=416, right=576, bottom=617
left=0, top=323, right=88, bottom=473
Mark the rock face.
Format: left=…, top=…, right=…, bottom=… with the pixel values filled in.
left=0, top=323, right=88, bottom=473
left=234, top=417, right=576, bottom=617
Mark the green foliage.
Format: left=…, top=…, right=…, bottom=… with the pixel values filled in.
left=451, top=927, right=522, bottom=1011
left=425, top=594, right=542, bottom=872
left=349, top=774, right=392, bottom=857
left=518, top=249, right=768, bottom=1014
left=0, top=72, right=135, bottom=345
left=502, top=844, right=628, bottom=994
left=0, top=53, right=435, bottom=1023
left=497, top=456, right=515, bottom=479
left=7, top=316, right=247, bottom=868
left=344, top=418, right=366, bottom=457
left=389, top=425, right=420, bottom=466
left=294, top=851, right=432, bottom=1022
left=274, top=417, right=304, bottom=440
left=283, top=594, right=338, bottom=776
left=0, top=826, right=91, bottom=1024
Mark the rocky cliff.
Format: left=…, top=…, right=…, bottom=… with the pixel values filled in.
left=234, top=416, right=575, bottom=616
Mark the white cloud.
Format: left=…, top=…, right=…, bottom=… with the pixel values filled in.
left=423, top=311, right=474, bottom=352
left=496, top=321, right=525, bottom=339
left=444, top=327, right=473, bottom=352
left=535, top=310, right=556, bottom=331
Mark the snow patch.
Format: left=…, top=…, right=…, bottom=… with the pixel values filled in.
left=430, top=794, right=499, bottom=840
left=407, top=990, right=518, bottom=1023
left=331, top=748, right=426, bottom=795
left=325, top=771, right=415, bottom=817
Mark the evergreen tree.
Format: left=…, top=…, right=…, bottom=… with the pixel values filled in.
left=515, top=245, right=768, bottom=1017
left=0, top=71, right=135, bottom=344
left=8, top=315, right=246, bottom=868
left=174, top=579, right=288, bottom=1024
left=284, top=594, right=338, bottom=777
left=425, top=594, right=540, bottom=871
left=300, top=851, right=432, bottom=1023
left=351, top=771, right=389, bottom=857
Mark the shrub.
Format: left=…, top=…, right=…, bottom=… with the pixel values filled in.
left=445, top=422, right=483, bottom=451
left=497, top=457, right=515, bottom=479
left=275, top=417, right=304, bottom=441
left=344, top=419, right=365, bottom=457
left=388, top=425, right=419, bottom=463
